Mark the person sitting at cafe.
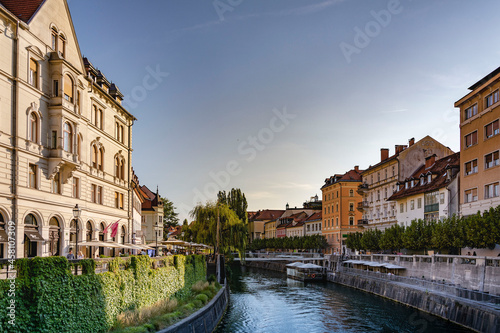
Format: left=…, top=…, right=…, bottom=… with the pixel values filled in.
left=66, top=248, right=75, bottom=260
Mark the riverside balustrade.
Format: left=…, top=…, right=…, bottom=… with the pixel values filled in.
left=327, top=253, right=500, bottom=296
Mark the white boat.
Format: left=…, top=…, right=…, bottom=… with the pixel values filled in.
left=286, top=262, right=325, bottom=281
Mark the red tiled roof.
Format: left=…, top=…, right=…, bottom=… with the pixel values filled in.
left=0, top=0, right=45, bottom=23
left=251, top=210, right=285, bottom=221
left=305, top=212, right=322, bottom=221
left=322, top=168, right=363, bottom=188
left=388, top=152, right=460, bottom=200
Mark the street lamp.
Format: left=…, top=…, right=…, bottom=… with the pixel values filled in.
left=72, top=204, right=81, bottom=259
left=154, top=222, right=161, bottom=257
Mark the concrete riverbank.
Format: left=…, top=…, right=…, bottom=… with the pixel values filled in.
left=241, top=260, right=500, bottom=333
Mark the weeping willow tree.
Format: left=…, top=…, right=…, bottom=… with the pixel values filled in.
left=189, top=201, right=248, bottom=260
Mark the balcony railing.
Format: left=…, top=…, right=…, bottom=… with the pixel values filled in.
left=357, top=219, right=368, bottom=225
left=357, top=201, right=369, bottom=211
left=357, top=183, right=369, bottom=194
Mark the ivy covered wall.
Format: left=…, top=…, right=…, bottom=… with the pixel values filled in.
left=0, top=255, right=206, bottom=333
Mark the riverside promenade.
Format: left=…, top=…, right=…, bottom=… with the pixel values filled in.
left=237, top=252, right=500, bottom=333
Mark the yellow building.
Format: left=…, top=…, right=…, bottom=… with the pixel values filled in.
left=455, top=67, right=500, bottom=216
left=321, top=166, right=363, bottom=254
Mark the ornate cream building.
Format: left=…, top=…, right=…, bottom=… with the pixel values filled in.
left=0, top=0, right=136, bottom=258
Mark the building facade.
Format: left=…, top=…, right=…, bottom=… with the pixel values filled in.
left=304, top=212, right=322, bottom=236
left=321, top=166, right=363, bottom=254
left=140, top=185, right=163, bottom=247
left=388, top=153, right=460, bottom=226
left=357, top=136, right=454, bottom=230
left=455, top=67, right=500, bottom=216
left=0, top=0, right=135, bottom=258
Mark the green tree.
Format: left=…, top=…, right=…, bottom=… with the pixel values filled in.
left=403, top=219, right=434, bottom=253
left=217, top=188, right=248, bottom=224
left=345, top=232, right=363, bottom=251
left=361, top=229, right=382, bottom=252
left=190, top=201, right=248, bottom=259
left=380, top=224, right=405, bottom=252
left=160, top=196, right=179, bottom=238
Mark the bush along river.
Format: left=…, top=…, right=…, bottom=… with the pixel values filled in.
left=215, top=265, right=473, bottom=333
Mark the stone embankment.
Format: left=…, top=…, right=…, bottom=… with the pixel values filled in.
left=329, top=272, right=500, bottom=333
left=158, top=284, right=229, bottom=333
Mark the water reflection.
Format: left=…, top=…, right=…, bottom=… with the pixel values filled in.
left=216, top=265, right=472, bottom=333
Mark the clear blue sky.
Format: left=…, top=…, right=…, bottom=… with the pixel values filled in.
left=67, top=0, right=500, bottom=222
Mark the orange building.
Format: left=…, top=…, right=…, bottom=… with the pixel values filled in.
left=321, top=166, right=363, bottom=254
left=455, top=67, right=500, bottom=216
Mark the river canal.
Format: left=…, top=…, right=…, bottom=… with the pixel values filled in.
left=215, top=265, right=472, bottom=333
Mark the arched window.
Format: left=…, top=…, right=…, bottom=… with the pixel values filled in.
left=29, top=113, right=38, bottom=142
left=64, top=74, right=73, bottom=102
left=63, top=122, right=72, bottom=153
left=99, top=148, right=104, bottom=171
left=51, top=27, right=58, bottom=50
left=349, top=189, right=354, bottom=197
left=86, top=221, right=93, bottom=258
left=49, top=217, right=60, bottom=256
left=115, top=157, right=120, bottom=178
left=24, top=214, right=39, bottom=258
left=77, top=134, right=82, bottom=159
left=98, top=222, right=105, bottom=256
left=59, top=34, right=66, bottom=57
left=120, top=226, right=126, bottom=245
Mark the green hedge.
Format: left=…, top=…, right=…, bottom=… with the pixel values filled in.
left=0, top=255, right=206, bottom=333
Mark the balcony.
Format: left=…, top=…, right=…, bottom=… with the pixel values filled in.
left=357, top=183, right=369, bottom=195
left=357, top=219, right=368, bottom=226
left=357, top=201, right=369, bottom=212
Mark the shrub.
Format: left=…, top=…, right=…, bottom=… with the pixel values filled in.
left=196, top=293, right=209, bottom=304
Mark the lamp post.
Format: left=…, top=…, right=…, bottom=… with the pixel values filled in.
left=72, top=204, right=81, bottom=258
left=154, top=222, right=161, bottom=257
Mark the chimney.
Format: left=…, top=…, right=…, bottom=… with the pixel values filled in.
left=381, top=148, right=389, bottom=161
left=425, top=154, right=436, bottom=169
left=409, top=137, right=415, bottom=146
left=395, top=145, right=408, bottom=154
left=354, top=165, right=359, bottom=172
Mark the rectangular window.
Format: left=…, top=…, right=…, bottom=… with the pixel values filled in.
left=485, top=151, right=499, bottom=169
left=410, top=200, right=414, bottom=210
left=91, top=184, right=97, bottom=203
left=485, top=182, right=500, bottom=199
left=99, top=109, right=103, bottom=129
left=464, top=131, right=478, bottom=148
left=53, top=80, right=59, bottom=97
left=120, top=193, right=124, bottom=210
left=51, top=32, right=57, bottom=50
left=29, top=58, right=38, bottom=88
left=400, top=203, right=404, bottom=213
left=418, top=198, right=422, bottom=209
left=465, top=104, right=478, bottom=120
left=115, top=192, right=119, bottom=208
left=440, top=193, right=445, bottom=205
left=51, top=131, right=57, bottom=149
left=464, top=188, right=478, bottom=203
left=73, top=177, right=80, bottom=198
left=485, top=90, right=499, bottom=108
left=349, top=203, right=354, bottom=212
left=93, top=105, right=98, bottom=126
left=485, top=119, right=499, bottom=139
left=97, top=186, right=103, bottom=204
left=465, top=159, right=478, bottom=175
left=29, top=164, right=37, bottom=189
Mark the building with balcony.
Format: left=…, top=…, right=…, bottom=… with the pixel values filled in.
left=0, top=0, right=136, bottom=258
left=321, top=166, right=363, bottom=254
left=455, top=67, right=500, bottom=216
left=388, top=153, right=460, bottom=226
left=357, top=136, right=454, bottom=230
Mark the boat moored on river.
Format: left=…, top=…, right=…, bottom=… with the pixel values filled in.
left=286, top=262, right=325, bottom=281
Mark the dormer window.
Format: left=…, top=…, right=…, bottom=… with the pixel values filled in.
left=411, top=180, right=414, bottom=187
left=405, top=182, right=408, bottom=189
left=420, top=177, right=424, bottom=185
left=51, top=27, right=58, bottom=50
left=58, top=34, right=66, bottom=57
left=427, top=174, right=432, bottom=183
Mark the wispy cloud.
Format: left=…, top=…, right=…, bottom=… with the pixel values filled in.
left=176, top=0, right=345, bottom=33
